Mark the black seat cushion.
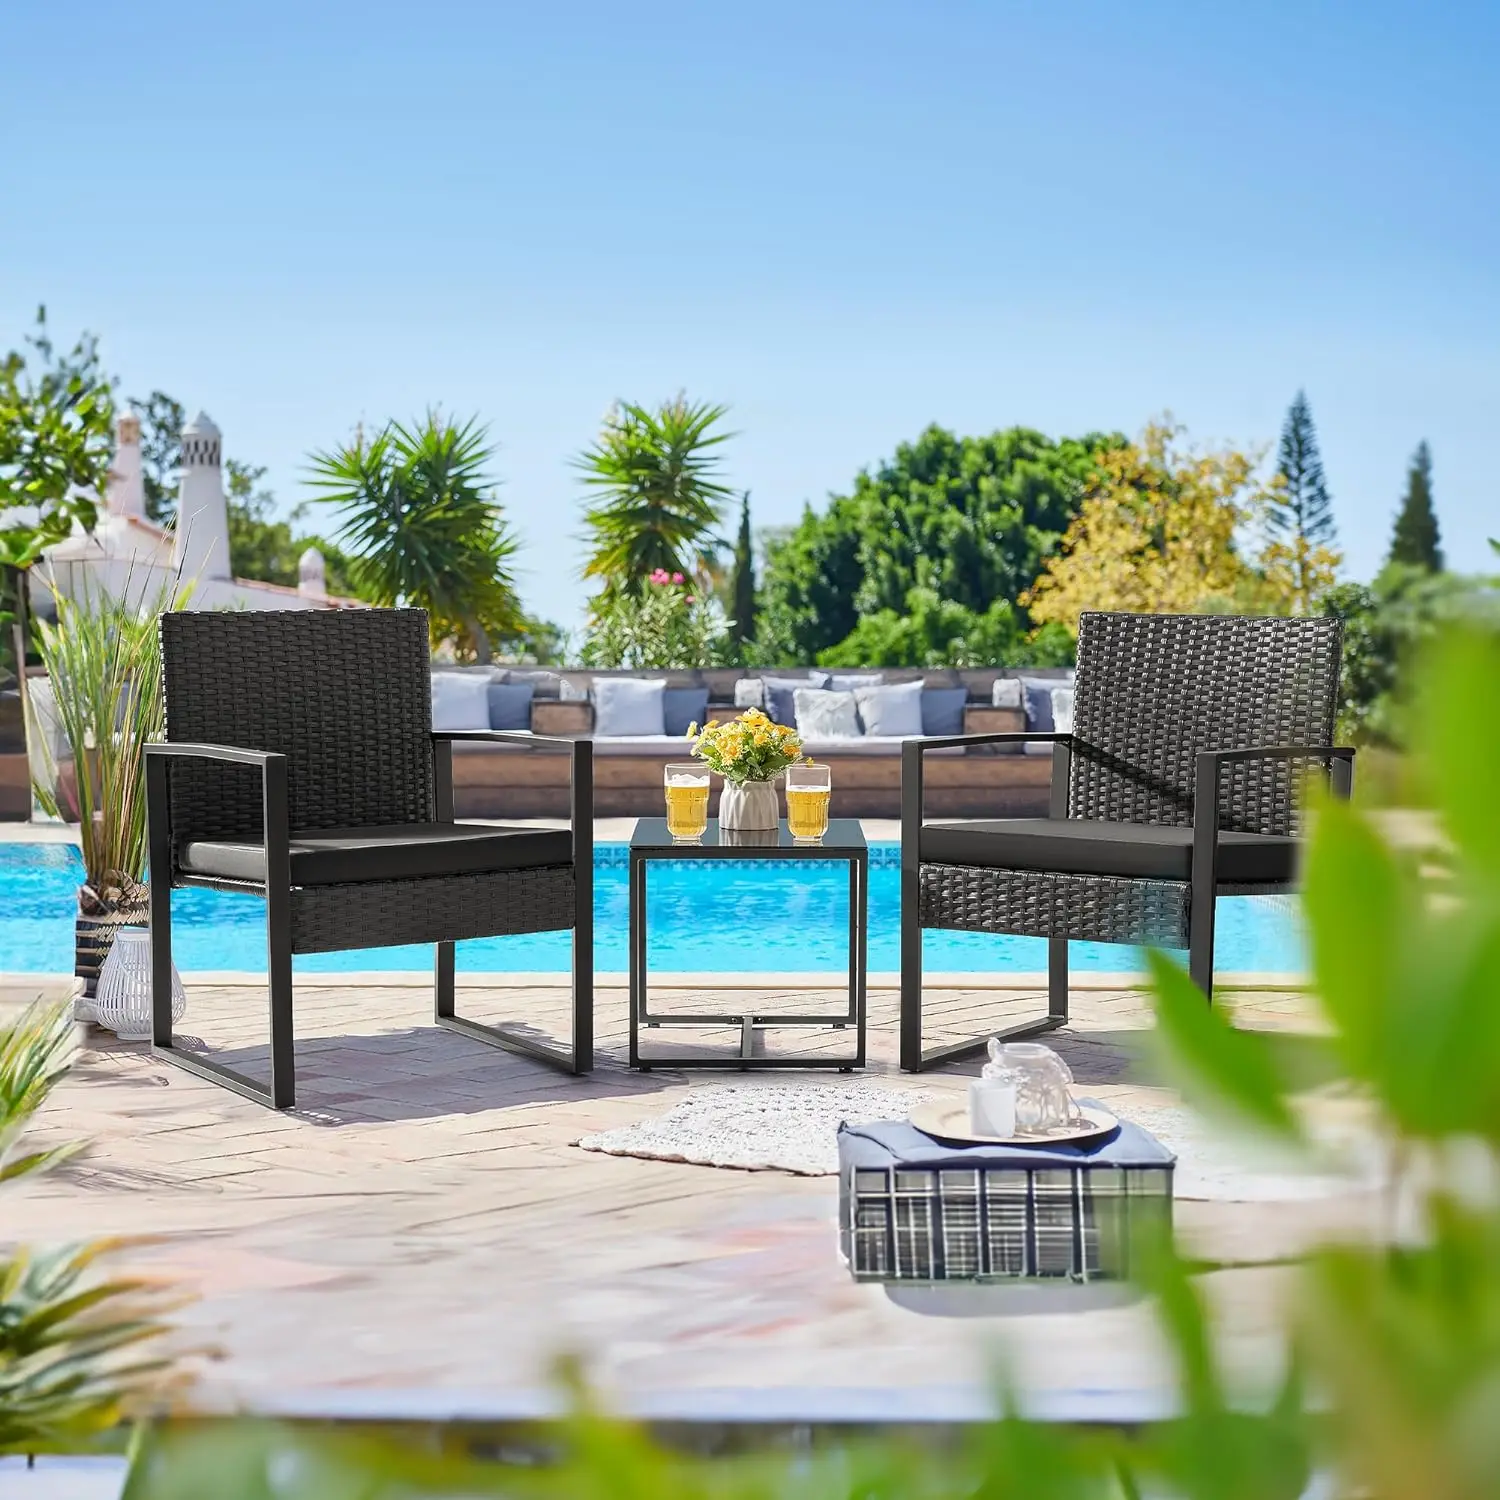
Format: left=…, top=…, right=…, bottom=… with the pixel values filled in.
left=179, top=822, right=573, bottom=887
left=920, top=818, right=1297, bottom=884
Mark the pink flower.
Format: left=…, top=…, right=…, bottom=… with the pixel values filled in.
left=648, top=568, right=671, bottom=585
left=684, top=594, right=695, bottom=604
left=671, top=572, right=684, bottom=584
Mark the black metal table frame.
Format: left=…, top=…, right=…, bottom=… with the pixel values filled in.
left=628, top=820, right=868, bottom=1071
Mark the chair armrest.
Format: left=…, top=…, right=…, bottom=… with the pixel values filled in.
left=1197, top=744, right=1355, bottom=769
left=432, top=729, right=577, bottom=751
left=430, top=733, right=593, bottom=859
left=144, top=741, right=286, bottom=769
left=144, top=742, right=290, bottom=885
left=908, top=730, right=1074, bottom=753
left=1190, top=744, right=1355, bottom=897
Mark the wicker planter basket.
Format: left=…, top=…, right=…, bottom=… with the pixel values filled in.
left=74, top=875, right=150, bottom=999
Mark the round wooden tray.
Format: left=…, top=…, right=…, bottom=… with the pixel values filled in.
left=909, top=1100, right=1120, bottom=1148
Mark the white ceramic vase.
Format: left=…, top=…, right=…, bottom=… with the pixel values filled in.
left=719, top=777, right=780, bottom=832
left=92, top=928, right=187, bottom=1041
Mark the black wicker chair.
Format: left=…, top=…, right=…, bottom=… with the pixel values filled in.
left=144, top=608, right=592, bottom=1109
left=900, top=611, right=1352, bottom=1072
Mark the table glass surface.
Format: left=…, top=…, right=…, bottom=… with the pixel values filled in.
left=630, top=817, right=866, bottom=854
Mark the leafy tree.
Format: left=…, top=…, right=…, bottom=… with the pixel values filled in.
left=1264, top=390, right=1341, bottom=612
left=0, top=308, right=113, bottom=758
left=128, top=390, right=185, bottom=522
left=758, top=425, right=1116, bottom=663
left=307, top=412, right=524, bottom=662
left=1388, top=439, right=1443, bottom=571
left=1322, top=563, right=1498, bottom=744
left=728, top=491, right=756, bottom=654
left=816, top=587, right=1075, bottom=669
left=1026, top=422, right=1276, bottom=629
left=576, top=395, right=734, bottom=594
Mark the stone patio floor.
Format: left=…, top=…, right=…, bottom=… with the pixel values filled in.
left=3, top=968, right=1380, bottom=1426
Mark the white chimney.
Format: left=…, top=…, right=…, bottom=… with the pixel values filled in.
left=171, top=411, right=231, bottom=582
left=106, top=411, right=147, bottom=520
left=298, top=546, right=327, bottom=597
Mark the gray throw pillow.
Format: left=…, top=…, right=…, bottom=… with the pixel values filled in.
left=487, top=681, right=535, bottom=731
left=762, top=672, right=829, bottom=727
left=794, top=687, right=860, bottom=738
left=920, top=687, right=969, bottom=736
left=1051, top=685, right=1075, bottom=735
left=992, top=678, right=1022, bottom=709
left=827, top=672, right=884, bottom=692
left=663, top=686, right=710, bottom=737
left=505, top=668, right=567, bottom=700
left=853, top=681, right=924, bottom=737
left=592, top=678, right=667, bottom=737
left=733, top=679, right=764, bottom=709
left=431, top=671, right=493, bottom=731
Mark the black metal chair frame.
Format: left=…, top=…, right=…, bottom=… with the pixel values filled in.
left=900, top=613, right=1353, bottom=1073
left=144, top=613, right=593, bottom=1111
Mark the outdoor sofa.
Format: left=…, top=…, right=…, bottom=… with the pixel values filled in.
left=429, top=666, right=1075, bottom=820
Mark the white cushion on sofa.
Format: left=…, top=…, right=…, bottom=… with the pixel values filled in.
left=794, top=687, right=860, bottom=738
left=431, top=671, right=492, bottom=730
left=593, top=678, right=666, bottom=736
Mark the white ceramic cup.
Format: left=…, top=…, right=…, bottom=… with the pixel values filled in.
left=968, top=1076, right=1017, bottom=1138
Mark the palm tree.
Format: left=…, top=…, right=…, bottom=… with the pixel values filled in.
left=306, top=413, right=523, bottom=662
left=576, top=395, right=734, bottom=594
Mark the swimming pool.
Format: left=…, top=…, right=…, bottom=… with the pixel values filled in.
left=0, top=842, right=1304, bottom=975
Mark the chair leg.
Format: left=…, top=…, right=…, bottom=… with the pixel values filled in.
left=433, top=928, right=593, bottom=1075
left=899, top=862, right=924, bottom=1072
left=1188, top=895, right=1216, bottom=1002
left=435, top=939, right=456, bottom=1023
left=1049, top=937, right=1070, bottom=1022
left=151, top=885, right=298, bottom=1111
left=902, top=917, right=1066, bottom=1072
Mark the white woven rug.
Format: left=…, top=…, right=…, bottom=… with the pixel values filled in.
left=576, top=1083, right=1381, bottom=1202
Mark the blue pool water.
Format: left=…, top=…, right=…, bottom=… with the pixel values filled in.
left=0, top=842, right=1304, bottom=975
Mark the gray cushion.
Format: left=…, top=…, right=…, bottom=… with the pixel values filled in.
left=592, top=677, right=666, bottom=736
left=733, top=679, right=764, bottom=709
left=827, top=672, right=884, bottom=692
left=762, top=673, right=828, bottom=726
left=179, top=822, right=572, bottom=886
left=919, top=818, right=1298, bottom=884
left=794, top=687, right=860, bottom=737
left=430, top=671, right=492, bottom=730
left=853, top=682, right=923, bottom=737
left=504, top=668, right=569, bottom=700
left=662, top=685, right=710, bottom=737
left=992, top=678, right=1022, bottom=709
left=921, top=687, right=969, bottom=736
left=486, top=681, right=534, bottom=731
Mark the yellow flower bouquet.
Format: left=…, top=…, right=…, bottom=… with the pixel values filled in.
left=686, top=708, right=804, bottom=785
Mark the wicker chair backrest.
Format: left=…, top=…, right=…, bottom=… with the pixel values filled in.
left=159, top=608, right=435, bottom=846
left=1068, top=612, right=1342, bottom=835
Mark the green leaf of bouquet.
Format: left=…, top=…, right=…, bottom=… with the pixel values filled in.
left=1146, top=948, right=1299, bottom=1140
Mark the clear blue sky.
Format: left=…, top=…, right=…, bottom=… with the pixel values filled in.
left=3, top=0, right=1496, bottom=625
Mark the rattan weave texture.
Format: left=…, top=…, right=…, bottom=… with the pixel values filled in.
left=919, top=864, right=1189, bottom=948
left=1067, top=612, right=1342, bottom=835
left=159, top=609, right=436, bottom=848
left=290, top=866, right=577, bottom=953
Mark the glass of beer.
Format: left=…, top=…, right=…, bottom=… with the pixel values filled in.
left=785, top=761, right=831, bottom=842
left=664, top=763, right=710, bottom=841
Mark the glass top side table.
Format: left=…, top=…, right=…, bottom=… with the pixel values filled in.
left=628, top=817, right=868, bottom=1070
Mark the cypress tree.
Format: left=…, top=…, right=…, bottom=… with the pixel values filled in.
left=729, top=491, right=757, bottom=649
left=1270, top=391, right=1336, bottom=611
left=1388, top=440, right=1443, bottom=571
left=1272, top=391, right=1336, bottom=538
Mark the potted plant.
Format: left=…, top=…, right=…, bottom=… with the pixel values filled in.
left=686, top=708, right=804, bottom=831
left=29, top=573, right=182, bottom=999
